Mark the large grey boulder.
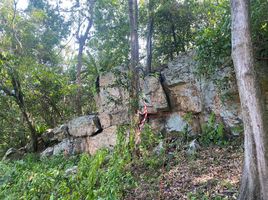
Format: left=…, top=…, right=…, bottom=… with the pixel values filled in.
left=40, top=147, right=54, bottom=158
left=68, top=115, right=102, bottom=137
left=53, top=138, right=73, bottom=155
left=41, top=137, right=89, bottom=157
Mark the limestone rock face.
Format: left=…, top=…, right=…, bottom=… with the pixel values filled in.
left=162, top=53, right=202, bottom=113
left=87, top=126, right=117, bottom=155
left=166, top=83, right=202, bottom=113
left=42, top=125, right=69, bottom=144
left=40, top=147, right=54, bottom=158
left=40, top=115, right=118, bottom=157
left=161, top=52, right=243, bottom=135
left=199, top=67, right=242, bottom=133
left=53, top=139, right=72, bottom=155
left=40, top=52, right=262, bottom=158
left=140, top=75, right=169, bottom=114
left=162, top=52, right=195, bottom=86
left=97, top=69, right=130, bottom=126
left=165, top=113, right=188, bottom=133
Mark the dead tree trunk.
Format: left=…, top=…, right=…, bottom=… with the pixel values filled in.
left=231, top=0, right=268, bottom=199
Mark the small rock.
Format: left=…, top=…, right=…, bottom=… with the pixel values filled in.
left=153, top=141, right=164, bottom=155
left=40, top=147, right=54, bottom=158
left=65, top=166, right=78, bottom=176
left=187, top=139, right=200, bottom=156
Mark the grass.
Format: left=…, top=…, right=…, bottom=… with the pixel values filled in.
left=0, top=124, right=243, bottom=200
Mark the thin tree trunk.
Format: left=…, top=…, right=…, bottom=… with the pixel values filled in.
left=128, top=0, right=139, bottom=109
left=19, top=105, right=38, bottom=152
left=231, top=0, right=268, bottom=199
left=75, top=0, right=95, bottom=116
left=146, top=0, right=153, bottom=74
left=76, top=43, right=84, bottom=115
left=10, top=70, right=38, bottom=152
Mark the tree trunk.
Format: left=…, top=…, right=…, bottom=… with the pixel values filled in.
left=76, top=42, right=84, bottom=115
left=128, top=0, right=139, bottom=109
left=75, top=0, right=95, bottom=116
left=19, top=105, right=38, bottom=152
left=146, top=0, right=153, bottom=74
left=231, top=0, right=268, bottom=199
left=10, top=71, right=38, bottom=152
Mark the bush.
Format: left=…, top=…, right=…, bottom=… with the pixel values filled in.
left=200, top=113, right=227, bottom=146
left=0, top=126, right=135, bottom=200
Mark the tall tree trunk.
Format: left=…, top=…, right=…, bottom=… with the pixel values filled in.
left=19, top=105, right=38, bottom=152
left=231, top=0, right=268, bottom=199
left=75, top=0, right=95, bottom=116
left=10, top=70, right=38, bottom=152
left=128, top=0, right=139, bottom=110
left=76, top=42, right=84, bottom=115
left=146, top=0, right=153, bottom=74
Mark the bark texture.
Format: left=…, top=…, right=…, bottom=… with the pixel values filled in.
left=128, top=0, right=139, bottom=108
left=231, top=0, right=268, bottom=199
left=146, top=0, right=153, bottom=74
left=75, top=0, right=95, bottom=116
left=0, top=68, right=38, bottom=151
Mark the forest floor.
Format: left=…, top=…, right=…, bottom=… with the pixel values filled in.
left=125, top=142, right=243, bottom=200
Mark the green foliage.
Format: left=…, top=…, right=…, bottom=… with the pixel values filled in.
left=140, top=124, right=161, bottom=154
left=188, top=191, right=227, bottom=200
left=200, top=113, right=227, bottom=146
left=89, top=0, right=130, bottom=72
left=0, top=126, right=135, bottom=200
left=0, top=0, right=79, bottom=151
left=0, top=154, right=80, bottom=200
left=194, top=0, right=268, bottom=78
left=138, top=0, right=195, bottom=66
left=75, top=126, right=134, bottom=199
left=194, top=0, right=231, bottom=77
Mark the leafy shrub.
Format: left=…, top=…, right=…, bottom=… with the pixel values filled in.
left=0, top=154, right=80, bottom=200
left=140, top=124, right=161, bottom=153
left=200, top=113, right=227, bottom=146
left=0, top=126, right=135, bottom=200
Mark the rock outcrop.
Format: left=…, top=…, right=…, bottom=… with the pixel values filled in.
left=39, top=51, right=268, bottom=157
left=40, top=116, right=117, bottom=157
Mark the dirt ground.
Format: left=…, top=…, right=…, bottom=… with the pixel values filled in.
left=125, top=144, right=243, bottom=200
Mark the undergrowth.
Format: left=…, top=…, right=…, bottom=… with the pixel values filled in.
left=0, top=126, right=135, bottom=200
left=199, top=113, right=227, bottom=146
left=0, top=122, right=235, bottom=200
